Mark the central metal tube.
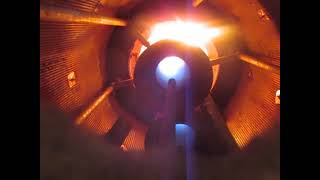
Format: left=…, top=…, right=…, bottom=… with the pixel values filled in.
left=159, top=79, right=177, bottom=147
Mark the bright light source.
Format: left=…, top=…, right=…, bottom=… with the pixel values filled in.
left=140, top=20, right=221, bottom=55
left=158, top=56, right=185, bottom=78
left=275, top=89, right=280, bottom=104
left=156, top=56, right=189, bottom=88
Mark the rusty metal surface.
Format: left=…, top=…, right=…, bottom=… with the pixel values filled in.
left=40, top=1, right=119, bottom=138
left=40, top=0, right=280, bottom=149
left=207, top=0, right=280, bottom=147
left=226, top=65, right=280, bottom=147
left=122, top=127, right=148, bottom=151
left=208, top=0, right=280, bottom=66
left=40, top=5, right=127, bottom=26
left=40, top=22, right=111, bottom=113
left=80, top=98, right=119, bottom=135
left=41, top=0, right=101, bottom=13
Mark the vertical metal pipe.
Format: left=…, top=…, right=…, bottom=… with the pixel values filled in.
left=158, top=79, right=177, bottom=180
left=40, top=5, right=127, bottom=26
left=159, top=79, right=177, bottom=147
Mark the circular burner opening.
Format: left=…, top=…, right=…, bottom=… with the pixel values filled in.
left=156, top=56, right=189, bottom=88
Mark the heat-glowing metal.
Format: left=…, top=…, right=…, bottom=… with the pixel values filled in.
left=140, top=20, right=220, bottom=55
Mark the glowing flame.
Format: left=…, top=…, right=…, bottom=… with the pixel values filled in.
left=140, top=20, right=220, bottom=55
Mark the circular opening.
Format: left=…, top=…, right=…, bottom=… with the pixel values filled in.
left=129, top=20, right=220, bottom=91
left=156, top=56, right=189, bottom=88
